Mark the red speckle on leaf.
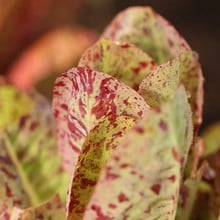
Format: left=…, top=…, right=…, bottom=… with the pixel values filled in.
left=151, top=184, right=161, bottom=195
left=120, top=43, right=130, bottom=48
left=108, top=203, right=117, bottom=209
left=135, top=126, right=144, bottom=134
left=118, top=193, right=129, bottom=202
left=30, top=121, right=38, bottom=131
left=132, top=67, right=141, bottom=74
left=91, top=204, right=113, bottom=219
left=60, top=104, right=68, bottom=111
left=172, top=147, right=180, bottom=162
left=5, top=183, right=12, bottom=197
left=120, top=163, right=130, bottom=168
left=168, top=175, right=176, bottom=182
left=139, top=61, right=148, bottom=68
left=159, top=119, right=168, bottom=132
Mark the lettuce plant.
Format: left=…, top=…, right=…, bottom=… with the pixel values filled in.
left=1, top=6, right=219, bottom=220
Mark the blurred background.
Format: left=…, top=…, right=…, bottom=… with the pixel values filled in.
left=0, top=0, right=219, bottom=130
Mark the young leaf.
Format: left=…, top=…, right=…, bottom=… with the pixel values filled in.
left=139, top=51, right=203, bottom=129
left=67, top=115, right=136, bottom=219
left=10, top=195, right=65, bottom=220
left=81, top=86, right=192, bottom=219
left=0, top=85, right=69, bottom=212
left=102, top=6, right=190, bottom=64
left=52, top=67, right=149, bottom=173
left=78, top=38, right=156, bottom=90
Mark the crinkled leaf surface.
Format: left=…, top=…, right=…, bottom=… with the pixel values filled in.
left=102, top=6, right=190, bottom=64
left=82, top=86, right=192, bottom=219
left=67, top=115, right=136, bottom=219
left=0, top=85, right=69, bottom=214
left=10, top=195, right=65, bottom=220
left=139, top=51, right=203, bottom=129
left=52, top=67, right=149, bottom=173
left=78, top=38, right=156, bottom=90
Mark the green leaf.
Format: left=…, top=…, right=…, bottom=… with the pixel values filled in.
left=10, top=195, right=65, bottom=220
left=52, top=67, right=149, bottom=173
left=67, top=115, right=136, bottom=219
left=82, top=86, right=192, bottom=219
left=0, top=85, right=69, bottom=214
left=78, top=38, right=156, bottom=90
left=102, top=6, right=190, bottom=64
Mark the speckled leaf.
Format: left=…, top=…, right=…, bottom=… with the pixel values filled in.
left=52, top=67, right=149, bottom=173
left=102, top=6, right=190, bottom=64
left=10, top=195, right=65, bottom=220
left=0, top=136, right=30, bottom=216
left=82, top=86, right=192, bottom=219
left=139, top=57, right=180, bottom=107
left=78, top=38, right=156, bottom=90
left=139, top=51, right=203, bottom=129
left=0, top=85, right=69, bottom=214
left=67, top=115, right=136, bottom=219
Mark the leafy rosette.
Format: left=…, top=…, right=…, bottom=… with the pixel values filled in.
left=1, top=5, right=206, bottom=220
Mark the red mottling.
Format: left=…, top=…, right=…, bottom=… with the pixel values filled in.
left=69, top=141, right=81, bottom=153
left=19, top=115, right=29, bottom=128
left=139, top=61, right=148, bottom=68
left=168, top=175, right=176, bottom=182
left=159, top=119, right=168, bottom=132
left=108, top=203, right=117, bottom=209
left=130, top=170, right=137, bottom=175
left=168, top=39, right=174, bottom=47
left=91, top=204, right=113, bottom=219
left=120, top=43, right=130, bottom=48
left=112, top=131, right=123, bottom=139
left=5, top=183, right=12, bottom=197
left=120, top=163, right=130, bottom=168
left=78, top=98, right=86, bottom=118
left=76, top=67, right=95, bottom=95
left=137, top=111, right=143, bottom=117
left=61, top=104, right=68, bottom=111
left=118, top=193, right=129, bottom=202
left=105, top=166, right=120, bottom=180
left=55, top=81, right=65, bottom=87
left=135, top=126, right=144, bottom=134
left=94, top=52, right=100, bottom=60
left=80, top=178, right=96, bottom=188
left=91, top=78, right=117, bottom=119
left=172, top=147, right=180, bottom=162
left=132, top=67, right=141, bottom=74
left=151, top=184, right=161, bottom=195
left=123, top=99, right=129, bottom=106
left=30, top=121, right=38, bottom=131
